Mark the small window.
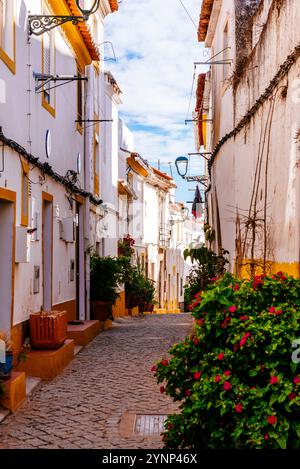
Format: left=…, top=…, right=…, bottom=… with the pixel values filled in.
left=21, top=160, right=29, bottom=226
left=0, top=0, right=16, bottom=74
left=42, top=15, right=55, bottom=117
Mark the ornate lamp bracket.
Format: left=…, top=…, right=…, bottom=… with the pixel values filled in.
left=28, top=14, right=88, bottom=36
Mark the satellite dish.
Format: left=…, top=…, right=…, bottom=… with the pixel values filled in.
left=77, top=153, right=81, bottom=174
left=45, top=130, right=51, bottom=159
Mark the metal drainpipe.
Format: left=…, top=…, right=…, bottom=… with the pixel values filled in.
left=84, top=64, right=94, bottom=320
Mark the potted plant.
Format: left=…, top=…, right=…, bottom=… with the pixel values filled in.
left=30, top=310, right=67, bottom=350
left=118, top=234, right=135, bottom=258
left=0, top=332, right=15, bottom=381
left=124, top=263, right=156, bottom=313
left=90, top=255, right=123, bottom=321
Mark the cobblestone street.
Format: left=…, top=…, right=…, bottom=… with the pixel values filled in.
left=0, top=314, right=192, bottom=449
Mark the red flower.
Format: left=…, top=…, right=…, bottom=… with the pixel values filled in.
left=224, top=370, right=231, bottom=377
left=221, top=317, right=231, bottom=329
left=217, top=353, right=225, bottom=360
left=161, top=360, right=169, bottom=366
left=240, top=332, right=251, bottom=348
left=223, top=381, right=232, bottom=391
left=268, top=306, right=276, bottom=314
left=233, top=284, right=240, bottom=291
left=185, top=389, right=191, bottom=397
left=229, top=306, right=237, bottom=313
left=294, top=376, right=300, bottom=385
left=193, top=372, right=202, bottom=380
left=270, top=376, right=279, bottom=385
left=194, top=338, right=200, bottom=345
left=197, top=319, right=204, bottom=326
left=288, top=392, right=296, bottom=401
left=233, top=343, right=239, bottom=352
left=264, top=433, right=269, bottom=441
left=235, top=403, right=243, bottom=413
left=275, top=309, right=283, bottom=316
left=267, top=415, right=277, bottom=426
left=215, top=375, right=221, bottom=383
left=167, top=422, right=173, bottom=430
left=160, top=386, right=165, bottom=394
left=150, top=365, right=157, bottom=372
left=240, top=316, right=249, bottom=322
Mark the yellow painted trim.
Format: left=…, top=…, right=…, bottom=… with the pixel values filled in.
left=202, top=113, right=207, bottom=149
left=0, top=0, right=16, bottom=74
left=127, top=157, right=149, bottom=178
left=0, top=187, right=16, bottom=331
left=236, top=259, right=300, bottom=279
left=20, top=159, right=29, bottom=227
left=46, top=0, right=93, bottom=69
left=41, top=9, right=56, bottom=118
left=76, top=62, right=84, bottom=135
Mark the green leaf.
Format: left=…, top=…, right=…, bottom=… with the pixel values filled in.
left=277, top=435, right=287, bottom=449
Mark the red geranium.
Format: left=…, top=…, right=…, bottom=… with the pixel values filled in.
left=224, top=370, right=231, bottom=377
left=215, top=375, right=221, bottom=383
left=294, top=376, right=300, bottom=385
left=229, top=306, right=237, bottom=313
left=161, top=359, right=169, bottom=366
left=217, top=353, right=225, bottom=360
left=288, top=393, right=296, bottom=401
left=223, top=381, right=232, bottom=391
left=240, top=332, right=251, bottom=348
left=160, top=386, right=165, bottom=394
left=267, top=415, right=277, bottom=426
left=270, top=376, right=279, bottom=385
left=193, top=371, right=202, bottom=380
left=150, top=365, right=157, bottom=372
left=235, top=403, right=243, bottom=413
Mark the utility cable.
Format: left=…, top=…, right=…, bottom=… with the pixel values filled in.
left=178, top=0, right=198, bottom=31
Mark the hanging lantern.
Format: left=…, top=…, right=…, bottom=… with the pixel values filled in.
left=175, top=156, right=189, bottom=178
left=76, top=0, right=101, bottom=16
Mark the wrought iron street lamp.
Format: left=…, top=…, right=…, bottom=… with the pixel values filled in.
left=29, top=0, right=101, bottom=36
left=175, top=156, right=189, bottom=178
left=170, top=206, right=190, bottom=226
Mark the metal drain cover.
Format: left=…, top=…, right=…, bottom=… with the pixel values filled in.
left=134, top=414, right=167, bottom=436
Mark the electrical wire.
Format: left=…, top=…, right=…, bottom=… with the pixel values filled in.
left=186, top=65, right=196, bottom=121
left=178, top=0, right=198, bottom=31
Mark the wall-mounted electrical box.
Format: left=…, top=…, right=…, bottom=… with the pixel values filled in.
left=33, top=265, right=40, bottom=294
left=15, top=226, right=30, bottom=263
left=70, top=259, right=75, bottom=282
left=60, top=217, right=75, bottom=242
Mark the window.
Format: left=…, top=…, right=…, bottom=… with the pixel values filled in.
left=21, top=160, right=29, bottom=226
left=77, top=65, right=84, bottom=133
left=42, top=8, right=55, bottom=117
left=0, top=0, right=16, bottom=74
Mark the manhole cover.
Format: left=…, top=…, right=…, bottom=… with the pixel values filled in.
left=134, top=414, right=167, bottom=436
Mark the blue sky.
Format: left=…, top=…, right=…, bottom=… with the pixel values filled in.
left=105, top=0, right=208, bottom=204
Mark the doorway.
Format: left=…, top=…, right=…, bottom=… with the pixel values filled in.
left=0, top=189, right=15, bottom=333
left=42, top=193, right=53, bottom=311
left=76, top=201, right=85, bottom=320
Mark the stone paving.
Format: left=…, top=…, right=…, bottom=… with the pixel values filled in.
left=0, top=314, right=193, bottom=449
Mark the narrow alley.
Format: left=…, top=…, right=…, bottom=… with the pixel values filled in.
left=0, top=314, right=192, bottom=449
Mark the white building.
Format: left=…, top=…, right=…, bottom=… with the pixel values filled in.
left=0, top=0, right=118, bottom=345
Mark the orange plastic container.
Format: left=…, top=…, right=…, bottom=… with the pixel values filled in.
left=30, top=311, right=67, bottom=350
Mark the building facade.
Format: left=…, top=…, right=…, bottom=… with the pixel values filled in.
left=197, top=0, right=300, bottom=278
left=0, top=0, right=118, bottom=346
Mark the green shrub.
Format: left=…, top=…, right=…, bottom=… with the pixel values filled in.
left=90, top=255, right=124, bottom=305
left=183, top=245, right=228, bottom=309
left=154, top=272, right=300, bottom=449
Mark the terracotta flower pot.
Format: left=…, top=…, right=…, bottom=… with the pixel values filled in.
left=30, top=311, right=67, bottom=350
left=90, top=301, right=112, bottom=321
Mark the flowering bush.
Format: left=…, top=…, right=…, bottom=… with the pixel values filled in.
left=154, top=273, right=300, bottom=449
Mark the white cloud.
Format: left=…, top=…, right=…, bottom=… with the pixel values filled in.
left=105, top=0, right=208, bottom=175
